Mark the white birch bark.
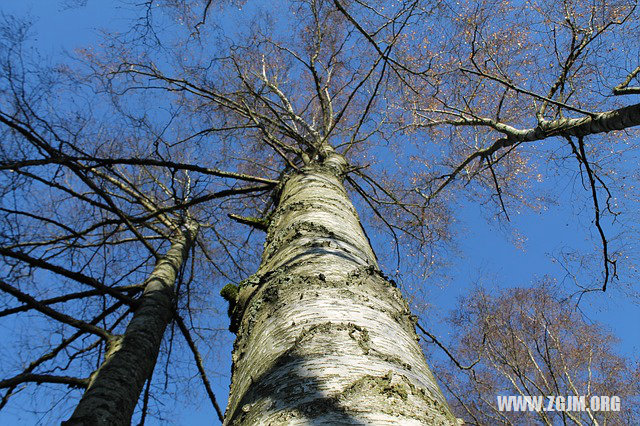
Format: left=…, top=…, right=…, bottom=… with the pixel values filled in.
left=225, top=153, right=458, bottom=425
left=63, top=224, right=197, bottom=426
left=503, top=102, right=640, bottom=142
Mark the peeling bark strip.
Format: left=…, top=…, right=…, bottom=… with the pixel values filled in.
left=225, top=153, right=457, bottom=425
left=63, top=225, right=197, bottom=426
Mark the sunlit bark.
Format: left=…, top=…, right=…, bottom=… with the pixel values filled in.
left=224, top=151, right=457, bottom=424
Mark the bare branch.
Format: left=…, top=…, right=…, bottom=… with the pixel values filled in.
left=0, top=247, right=136, bottom=305
left=613, top=65, right=640, bottom=95
left=0, top=374, right=88, bottom=389
left=0, top=279, right=113, bottom=340
left=174, top=313, right=224, bottom=423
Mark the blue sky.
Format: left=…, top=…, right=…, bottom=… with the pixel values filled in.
left=1, top=1, right=638, bottom=424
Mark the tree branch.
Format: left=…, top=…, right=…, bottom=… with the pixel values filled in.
left=0, top=247, right=136, bottom=306
left=0, top=279, right=113, bottom=340
left=613, top=65, right=640, bottom=95
left=0, top=374, right=88, bottom=389
left=174, top=314, right=224, bottom=423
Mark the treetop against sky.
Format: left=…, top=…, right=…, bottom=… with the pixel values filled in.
left=0, top=0, right=639, bottom=424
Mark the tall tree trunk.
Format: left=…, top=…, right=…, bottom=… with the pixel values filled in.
left=224, top=152, right=457, bottom=424
left=63, top=224, right=197, bottom=426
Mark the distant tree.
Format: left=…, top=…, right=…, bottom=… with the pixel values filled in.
left=434, top=281, right=639, bottom=425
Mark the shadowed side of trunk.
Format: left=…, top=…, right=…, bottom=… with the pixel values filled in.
left=63, top=225, right=197, bottom=426
left=224, top=153, right=457, bottom=425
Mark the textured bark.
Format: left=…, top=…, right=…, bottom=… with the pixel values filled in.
left=506, top=102, right=640, bottom=142
left=225, top=153, right=457, bottom=425
left=63, top=225, right=197, bottom=426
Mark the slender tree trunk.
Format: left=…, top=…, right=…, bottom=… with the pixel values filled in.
left=63, top=225, right=197, bottom=426
left=224, top=152, right=457, bottom=424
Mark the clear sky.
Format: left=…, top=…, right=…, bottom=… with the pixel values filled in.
left=1, top=1, right=638, bottom=425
